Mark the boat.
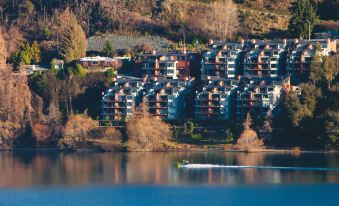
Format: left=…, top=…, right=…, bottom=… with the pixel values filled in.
left=176, top=160, right=191, bottom=167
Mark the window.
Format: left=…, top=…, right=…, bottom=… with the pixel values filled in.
left=271, top=64, right=277, bottom=68
left=167, top=63, right=175, bottom=67
left=167, top=69, right=174, bottom=74
left=228, top=64, right=235, bottom=68
left=228, top=71, right=235, bottom=75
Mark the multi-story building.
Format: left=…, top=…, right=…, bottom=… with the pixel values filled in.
left=146, top=78, right=192, bottom=120
left=101, top=76, right=145, bottom=121
left=243, top=48, right=282, bottom=78
left=202, top=42, right=242, bottom=79
left=139, top=50, right=191, bottom=79
left=286, top=38, right=336, bottom=81
left=195, top=78, right=239, bottom=121
left=236, top=79, right=282, bottom=121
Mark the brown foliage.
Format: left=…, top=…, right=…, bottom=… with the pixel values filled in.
left=185, top=0, right=239, bottom=40
left=0, top=27, right=6, bottom=66
left=32, top=122, right=51, bottom=143
left=59, top=114, right=98, bottom=149
left=126, top=102, right=171, bottom=151
left=0, top=121, right=21, bottom=150
left=236, top=113, right=263, bottom=151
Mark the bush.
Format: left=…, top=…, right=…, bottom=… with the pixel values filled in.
left=126, top=103, right=171, bottom=151
left=58, top=114, right=98, bottom=149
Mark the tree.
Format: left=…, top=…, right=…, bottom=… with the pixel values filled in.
left=103, top=41, right=114, bottom=57
left=288, top=0, right=320, bottom=38
left=58, top=114, right=98, bottom=149
left=186, top=0, right=239, bottom=40
left=323, top=55, right=339, bottom=89
left=309, top=45, right=323, bottom=85
left=59, top=10, right=87, bottom=63
left=236, top=113, right=262, bottom=151
left=324, top=109, right=339, bottom=149
left=126, top=102, right=171, bottom=151
left=19, top=42, right=32, bottom=65
left=31, top=41, right=41, bottom=64
left=0, top=28, right=6, bottom=66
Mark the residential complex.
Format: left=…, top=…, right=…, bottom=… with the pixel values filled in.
left=100, top=38, right=336, bottom=124
left=203, top=39, right=336, bottom=81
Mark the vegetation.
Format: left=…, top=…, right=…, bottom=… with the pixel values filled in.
left=59, top=9, right=87, bottom=63
left=58, top=114, right=98, bottom=149
left=126, top=103, right=171, bottom=151
left=236, top=113, right=263, bottom=151
left=288, top=0, right=320, bottom=38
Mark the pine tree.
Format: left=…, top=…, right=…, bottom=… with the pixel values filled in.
left=60, top=11, right=88, bottom=63
left=103, top=41, right=114, bottom=57
left=31, top=41, right=41, bottom=64
left=288, top=0, right=319, bottom=38
left=19, top=43, right=33, bottom=65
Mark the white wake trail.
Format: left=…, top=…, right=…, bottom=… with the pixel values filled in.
left=178, top=164, right=339, bottom=171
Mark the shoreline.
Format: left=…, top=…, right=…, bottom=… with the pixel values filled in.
left=2, top=146, right=338, bottom=154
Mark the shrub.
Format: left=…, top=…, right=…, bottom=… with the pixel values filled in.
left=58, top=114, right=98, bottom=149
left=126, top=103, right=171, bottom=151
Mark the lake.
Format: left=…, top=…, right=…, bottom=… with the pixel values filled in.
left=0, top=151, right=338, bottom=205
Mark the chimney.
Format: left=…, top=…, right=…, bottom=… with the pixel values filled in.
left=208, top=39, right=214, bottom=45
left=282, top=38, right=287, bottom=45
left=251, top=39, right=256, bottom=44
left=240, top=38, right=245, bottom=45
left=182, top=48, right=187, bottom=54
left=294, top=38, right=299, bottom=44
left=152, top=49, right=156, bottom=55
left=326, top=38, right=331, bottom=43
left=237, top=75, right=241, bottom=81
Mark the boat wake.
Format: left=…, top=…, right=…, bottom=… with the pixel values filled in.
left=178, top=164, right=339, bottom=171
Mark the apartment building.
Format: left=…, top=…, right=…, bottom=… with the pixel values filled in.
left=202, top=42, right=242, bottom=79
left=195, top=78, right=239, bottom=121
left=146, top=78, right=192, bottom=120
left=101, top=76, right=145, bottom=121
left=138, top=50, right=191, bottom=79
left=236, top=79, right=282, bottom=121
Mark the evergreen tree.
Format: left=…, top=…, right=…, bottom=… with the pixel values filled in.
left=288, top=0, right=319, bottom=38
left=19, top=43, right=33, bottom=65
left=103, top=41, right=114, bottom=57
left=60, top=11, right=87, bottom=63
left=31, top=41, right=41, bottom=64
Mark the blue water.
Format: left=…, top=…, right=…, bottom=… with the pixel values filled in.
left=0, top=151, right=338, bottom=205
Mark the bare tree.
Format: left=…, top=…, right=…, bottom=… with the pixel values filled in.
left=187, top=0, right=239, bottom=40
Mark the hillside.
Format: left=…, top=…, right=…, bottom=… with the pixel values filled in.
left=0, top=0, right=338, bottom=47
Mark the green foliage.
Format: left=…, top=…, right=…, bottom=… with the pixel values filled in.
left=41, top=26, right=52, bottom=39
left=288, top=0, right=319, bottom=38
left=103, top=41, right=114, bottom=57
left=225, top=130, right=234, bottom=143
left=31, top=41, right=41, bottom=64
left=29, top=72, right=48, bottom=96
left=19, top=43, right=33, bottom=65
left=325, top=109, right=339, bottom=149
left=282, top=83, right=321, bottom=127
left=184, top=121, right=195, bottom=134
left=9, top=41, right=41, bottom=67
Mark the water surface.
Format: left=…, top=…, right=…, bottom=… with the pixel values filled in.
left=0, top=151, right=338, bottom=205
